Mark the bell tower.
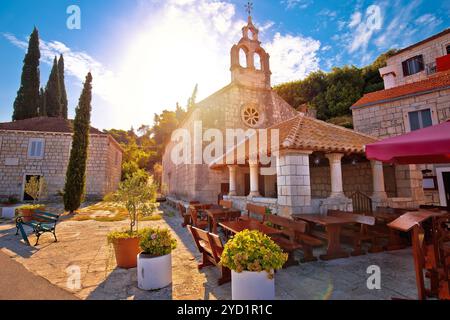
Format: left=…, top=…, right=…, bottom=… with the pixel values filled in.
left=230, top=12, right=271, bottom=89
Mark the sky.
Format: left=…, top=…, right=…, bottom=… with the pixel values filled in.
left=0, top=0, right=448, bottom=131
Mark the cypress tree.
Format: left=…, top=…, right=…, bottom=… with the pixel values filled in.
left=64, top=73, right=93, bottom=213
left=38, top=88, right=46, bottom=116
left=12, top=27, right=40, bottom=121
left=58, top=54, right=68, bottom=119
left=44, top=57, right=62, bottom=117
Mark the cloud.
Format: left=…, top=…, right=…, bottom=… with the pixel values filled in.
left=374, top=0, right=420, bottom=50
left=348, top=4, right=383, bottom=53
left=281, top=0, right=313, bottom=10
left=3, top=33, right=118, bottom=111
left=318, top=9, right=337, bottom=18
left=264, top=32, right=320, bottom=83
left=4, top=0, right=321, bottom=129
left=348, top=12, right=362, bottom=28
left=415, top=13, right=442, bottom=28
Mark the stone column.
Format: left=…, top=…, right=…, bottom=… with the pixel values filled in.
left=228, top=165, right=237, bottom=196
left=325, top=153, right=345, bottom=198
left=248, top=161, right=260, bottom=197
left=276, top=150, right=312, bottom=217
left=371, top=160, right=387, bottom=200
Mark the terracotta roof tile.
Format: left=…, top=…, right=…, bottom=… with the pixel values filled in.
left=271, top=115, right=378, bottom=154
left=0, top=117, right=105, bottom=135
left=352, top=70, right=450, bottom=108
left=210, top=114, right=378, bottom=168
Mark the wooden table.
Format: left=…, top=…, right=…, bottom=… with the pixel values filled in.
left=293, top=214, right=358, bottom=260
left=373, top=210, right=407, bottom=251
left=219, top=220, right=283, bottom=238
left=206, top=208, right=242, bottom=234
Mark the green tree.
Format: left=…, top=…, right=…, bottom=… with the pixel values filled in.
left=325, top=66, right=364, bottom=117
left=12, top=27, right=40, bottom=121
left=64, top=73, right=93, bottom=213
left=58, top=54, right=68, bottom=119
left=44, top=57, right=62, bottom=117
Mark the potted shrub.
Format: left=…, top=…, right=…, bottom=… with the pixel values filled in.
left=16, top=204, right=46, bottom=222
left=221, top=229, right=288, bottom=300
left=137, top=227, right=177, bottom=290
left=107, top=171, right=157, bottom=269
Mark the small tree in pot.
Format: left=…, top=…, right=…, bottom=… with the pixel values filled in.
left=221, top=229, right=288, bottom=300
left=137, top=227, right=177, bottom=290
left=18, top=176, right=48, bottom=222
left=107, top=171, right=157, bottom=269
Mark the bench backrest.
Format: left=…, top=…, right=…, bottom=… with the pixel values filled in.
left=328, top=210, right=375, bottom=226
left=33, top=210, right=59, bottom=222
left=187, top=225, right=223, bottom=264
left=267, top=214, right=306, bottom=239
left=219, top=200, right=232, bottom=209
left=245, top=203, right=267, bottom=222
left=177, top=203, right=186, bottom=217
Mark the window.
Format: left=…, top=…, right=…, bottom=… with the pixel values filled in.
left=241, top=105, right=261, bottom=127
left=402, top=55, right=424, bottom=76
left=28, top=138, right=45, bottom=159
left=446, top=45, right=450, bottom=55
left=408, top=109, right=432, bottom=131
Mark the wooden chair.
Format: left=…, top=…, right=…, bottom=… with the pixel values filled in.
left=435, top=215, right=450, bottom=300
left=240, top=203, right=267, bottom=222
left=187, top=225, right=231, bottom=285
left=189, top=205, right=209, bottom=230
left=219, top=200, right=232, bottom=209
left=267, top=215, right=321, bottom=265
left=328, top=210, right=381, bottom=256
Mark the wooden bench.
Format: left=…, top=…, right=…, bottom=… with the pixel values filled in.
left=239, top=203, right=267, bottom=223
left=15, top=210, right=60, bottom=246
left=189, top=204, right=210, bottom=230
left=327, top=210, right=381, bottom=256
left=267, top=215, right=322, bottom=264
left=177, top=201, right=199, bottom=227
left=187, top=225, right=230, bottom=285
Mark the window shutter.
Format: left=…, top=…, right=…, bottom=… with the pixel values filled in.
left=417, top=55, right=424, bottom=71
left=36, top=141, right=42, bottom=157
left=402, top=61, right=409, bottom=76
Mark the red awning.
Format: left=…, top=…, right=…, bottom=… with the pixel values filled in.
left=365, top=120, right=450, bottom=164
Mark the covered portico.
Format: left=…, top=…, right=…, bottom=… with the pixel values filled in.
left=210, top=115, right=394, bottom=217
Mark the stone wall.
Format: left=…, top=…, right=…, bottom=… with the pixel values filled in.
left=310, top=162, right=373, bottom=198
left=352, top=88, right=450, bottom=139
left=0, top=131, right=122, bottom=200
left=384, top=33, right=450, bottom=88
left=352, top=87, right=450, bottom=206
left=162, top=82, right=297, bottom=204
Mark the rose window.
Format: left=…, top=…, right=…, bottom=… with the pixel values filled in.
left=242, top=105, right=261, bottom=127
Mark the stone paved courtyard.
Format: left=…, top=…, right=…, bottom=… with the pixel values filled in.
left=0, top=202, right=419, bottom=300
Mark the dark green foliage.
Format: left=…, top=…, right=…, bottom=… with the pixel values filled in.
left=273, top=49, right=397, bottom=122
left=64, top=73, right=93, bottom=212
left=12, top=27, right=40, bottom=121
left=58, top=55, right=68, bottom=119
left=38, top=88, right=46, bottom=116
left=44, top=57, right=62, bottom=117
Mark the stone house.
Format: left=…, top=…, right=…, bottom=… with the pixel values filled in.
left=0, top=117, right=123, bottom=201
left=162, top=16, right=397, bottom=217
left=352, top=28, right=450, bottom=208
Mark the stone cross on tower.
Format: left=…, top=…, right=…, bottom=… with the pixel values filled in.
left=245, top=2, right=253, bottom=16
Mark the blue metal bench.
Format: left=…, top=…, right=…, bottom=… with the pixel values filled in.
left=15, top=210, right=60, bottom=246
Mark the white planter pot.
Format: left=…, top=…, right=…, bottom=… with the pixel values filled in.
left=231, top=270, right=275, bottom=300
left=137, top=253, right=172, bottom=290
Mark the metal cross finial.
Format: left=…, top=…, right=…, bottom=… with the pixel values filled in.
left=245, top=2, right=253, bottom=16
